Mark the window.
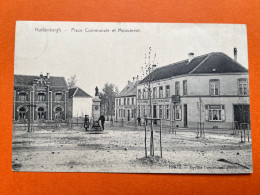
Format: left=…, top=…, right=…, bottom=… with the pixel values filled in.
left=175, top=82, right=180, bottom=96
left=138, top=89, right=141, bottom=99
left=166, top=105, right=170, bottom=120
left=123, top=109, right=126, bottom=117
left=159, top=86, right=163, bottom=98
left=18, top=107, right=26, bottom=120
left=18, top=92, right=27, bottom=101
left=55, top=93, right=62, bottom=101
left=159, top=105, right=163, bottom=119
left=175, top=105, right=182, bottom=120
left=210, top=80, right=220, bottom=96
left=38, top=93, right=45, bottom=101
left=143, top=105, right=146, bottom=117
left=206, top=105, right=225, bottom=121
left=116, top=99, right=118, bottom=105
left=238, top=79, right=248, bottom=95
left=166, top=85, right=170, bottom=98
left=124, top=98, right=126, bottom=105
left=132, top=97, right=134, bottom=105
left=183, top=80, right=187, bottom=96
left=119, top=109, right=122, bottom=117
left=138, top=105, right=141, bottom=117
left=127, top=98, right=129, bottom=105
left=131, top=109, right=134, bottom=118
left=54, top=107, right=62, bottom=119
left=119, top=99, right=121, bottom=105
left=37, top=107, right=45, bottom=119
left=143, top=89, right=146, bottom=99
left=153, top=87, right=157, bottom=99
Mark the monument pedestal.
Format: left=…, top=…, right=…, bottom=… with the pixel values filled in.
left=90, top=95, right=102, bottom=131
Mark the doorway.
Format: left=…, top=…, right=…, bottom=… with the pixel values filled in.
left=233, top=104, right=250, bottom=128
left=153, top=105, right=157, bottom=125
left=127, top=110, right=130, bottom=121
left=184, top=104, right=188, bottom=127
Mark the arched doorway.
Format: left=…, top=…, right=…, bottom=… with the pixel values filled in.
left=37, top=107, right=45, bottom=120
left=54, top=107, right=62, bottom=119
left=18, top=107, right=26, bottom=120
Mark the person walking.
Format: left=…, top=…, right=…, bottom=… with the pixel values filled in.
left=99, top=114, right=105, bottom=130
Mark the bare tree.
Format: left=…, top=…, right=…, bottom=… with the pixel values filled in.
left=67, top=74, right=77, bottom=89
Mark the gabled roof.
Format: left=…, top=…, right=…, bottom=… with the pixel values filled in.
left=117, top=80, right=140, bottom=98
left=69, top=87, right=92, bottom=98
left=14, top=74, right=68, bottom=87
left=139, top=52, right=248, bottom=84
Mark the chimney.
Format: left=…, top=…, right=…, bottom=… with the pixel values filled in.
left=152, top=64, right=157, bottom=72
left=234, top=48, right=237, bottom=61
left=133, top=77, right=136, bottom=83
left=40, top=72, right=43, bottom=78
left=128, top=80, right=131, bottom=85
left=136, top=75, right=139, bottom=81
left=188, top=52, right=194, bottom=62
left=46, top=73, right=50, bottom=78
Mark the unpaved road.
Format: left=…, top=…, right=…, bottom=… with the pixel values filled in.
left=12, top=125, right=252, bottom=173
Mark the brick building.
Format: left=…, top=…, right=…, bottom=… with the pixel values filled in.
left=13, top=73, right=72, bottom=122
left=137, top=51, right=250, bottom=129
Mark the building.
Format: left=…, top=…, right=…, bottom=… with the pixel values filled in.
left=137, top=50, right=250, bottom=129
left=115, top=76, right=140, bottom=123
left=13, top=73, right=72, bottom=122
left=68, top=87, right=92, bottom=118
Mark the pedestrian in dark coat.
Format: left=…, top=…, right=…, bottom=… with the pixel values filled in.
left=84, top=115, right=90, bottom=131
left=137, top=116, right=141, bottom=126
left=99, top=114, right=105, bottom=130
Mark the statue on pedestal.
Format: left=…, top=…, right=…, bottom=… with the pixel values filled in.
left=95, top=86, right=99, bottom=96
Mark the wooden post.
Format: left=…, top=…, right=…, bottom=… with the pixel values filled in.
left=145, top=124, right=147, bottom=157
left=150, top=118, right=154, bottom=156
left=160, top=119, right=162, bottom=158
left=244, top=128, right=246, bottom=142
left=240, top=127, right=243, bottom=142
left=248, top=124, right=250, bottom=142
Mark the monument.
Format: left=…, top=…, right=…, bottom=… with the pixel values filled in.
left=90, top=87, right=102, bottom=131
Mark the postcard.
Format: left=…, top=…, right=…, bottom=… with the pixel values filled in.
left=12, top=21, right=252, bottom=173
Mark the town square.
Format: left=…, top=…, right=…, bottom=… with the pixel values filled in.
left=12, top=21, right=252, bottom=173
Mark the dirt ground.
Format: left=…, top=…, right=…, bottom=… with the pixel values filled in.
left=12, top=123, right=253, bottom=174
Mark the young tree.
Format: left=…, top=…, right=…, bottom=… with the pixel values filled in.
left=141, top=47, right=157, bottom=156
left=67, top=74, right=77, bottom=89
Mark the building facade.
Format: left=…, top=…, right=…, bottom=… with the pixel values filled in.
left=68, top=87, right=93, bottom=118
left=137, top=51, right=250, bottom=129
left=13, top=73, right=72, bottom=122
left=115, top=77, right=140, bottom=123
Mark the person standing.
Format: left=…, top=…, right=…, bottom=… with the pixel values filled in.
left=99, top=114, right=105, bottom=130
left=137, top=116, right=141, bottom=126
left=84, top=115, right=90, bottom=131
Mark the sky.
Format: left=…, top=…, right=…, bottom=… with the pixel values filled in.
left=14, top=22, right=248, bottom=97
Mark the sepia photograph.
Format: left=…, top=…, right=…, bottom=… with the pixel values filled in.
left=12, top=21, right=252, bottom=173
